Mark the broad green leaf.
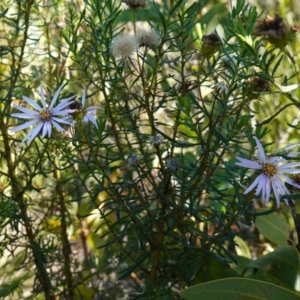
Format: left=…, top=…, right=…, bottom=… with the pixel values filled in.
left=181, top=278, right=300, bottom=300
left=230, top=255, right=252, bottom=275
left=243, top=246, right=300, bottom=291
left=256, top=208, right=291, bottom=246
left=242, top=246, right=300, bottom=291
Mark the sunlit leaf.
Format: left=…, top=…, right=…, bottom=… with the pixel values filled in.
left=234, top=236, right=251, bottom=259
left=276, top=84, right=299, bottom=92
left=181, top=278, right=300, bottom=300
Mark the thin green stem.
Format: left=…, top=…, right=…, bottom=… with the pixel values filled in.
left=54, top=160, right=73, bottom=299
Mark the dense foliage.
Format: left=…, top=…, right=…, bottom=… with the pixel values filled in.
left=1, top=0, right=300, bottom=299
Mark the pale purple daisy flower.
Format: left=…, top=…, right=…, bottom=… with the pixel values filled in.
left=80, top=89, right=100, bottom=128
left=236, top=136, right=300, bottom=207
left=69, top=89, right=100, bottom=128
left=10, top=84, right=76, bottom=144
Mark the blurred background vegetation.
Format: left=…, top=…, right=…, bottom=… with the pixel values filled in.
left=1, top=0, right=300, bottom=299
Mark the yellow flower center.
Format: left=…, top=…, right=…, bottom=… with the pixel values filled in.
left=39, top=109, right=51, bottom=121
left=263, top=163, right=277, bottom=176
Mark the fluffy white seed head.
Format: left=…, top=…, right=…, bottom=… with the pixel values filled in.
left=136, top=29, right=160, bottom=48
left=110, top=34, right=138, bottom=59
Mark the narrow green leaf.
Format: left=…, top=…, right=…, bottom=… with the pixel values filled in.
left=117, top=252, right=151, bottom=280
left=0, top=8, right=8, bottom=18
left=272, top=55, right=284, bottom=76
left=154, top=3, right=167, bottom=33
left=169, top=0, right=184, bottom=16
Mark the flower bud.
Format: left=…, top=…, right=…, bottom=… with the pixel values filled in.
left=243, top=76, right=271, bottom=99
left=122, top=0, right=147, bottom=10
left=200, top=33, right=223, bottom=57
left=253, top=15, right=299, bottom=49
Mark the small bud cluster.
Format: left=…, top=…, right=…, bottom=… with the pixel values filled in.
left=126, top=153, right=142, bottom=167
left=149, top=135, right=163, bottom=146
left=165, top=158, right=180, bottom=173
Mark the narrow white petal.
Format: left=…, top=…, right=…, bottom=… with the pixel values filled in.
left=86, top=106, right=102, bottom=110
left=278, top=162, right=300, bottom=172
left=255, top=175, right=267, bottom=197
left=40, top=85, right=47, bottom=108
left=86, top=116, right=98, bottom=128
left=41, top=123, right=47, bottom=138
left=51, top=119, right=64, bottom=133
left=82, top=116, right=89, bottom=123
left=84, top=115, right=98, bottom=128
left=277, top=177, right=290, bottom=194
left=41, top=121, right=52, bottom=138
left=50, top=84, right=64, bottom=109
left=11, top=113, right=38, bottom=119
left=254, top=136, right=266, bottom=164
left=85, top=109, right=97, bottom=117
left=263, top=178, right=271, bottom=206
left=52, top=100, right=75, bottom=113
left=21, top=130, right=35, bottom=144
left=244, top=175, right=261, bottom=194
left=287, top=152, right=300, bottom=158
left=236, top=157, right=262, bottom=169
left=22, top=96, right=42, bottom=110
left=59, top=94, right=77, bottom=103
left=81, top=88, right=86, bottom=106
left=279, top=175, right=300, bottom=189
left=89, top=118, right=98, bottom=128
left=13, top=105, right=39, bottom=115
left=276, top=173, right=292, bottom=184
left=10, top=119, right=38, bottom=132
left=51, top=116, right=72, bottom=125
left=271, top=179, right=281, bottom=207
left=269, top=156, right=281, bottom=164
left=271, top=176, right=290, bottom=207
left=23, top=122, right=43, bottom=144
left=258, top=179, right=266, bottom=203
left=27, top=123, right=43, bottom=142
left=52, top=108, right=74, bottom=116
